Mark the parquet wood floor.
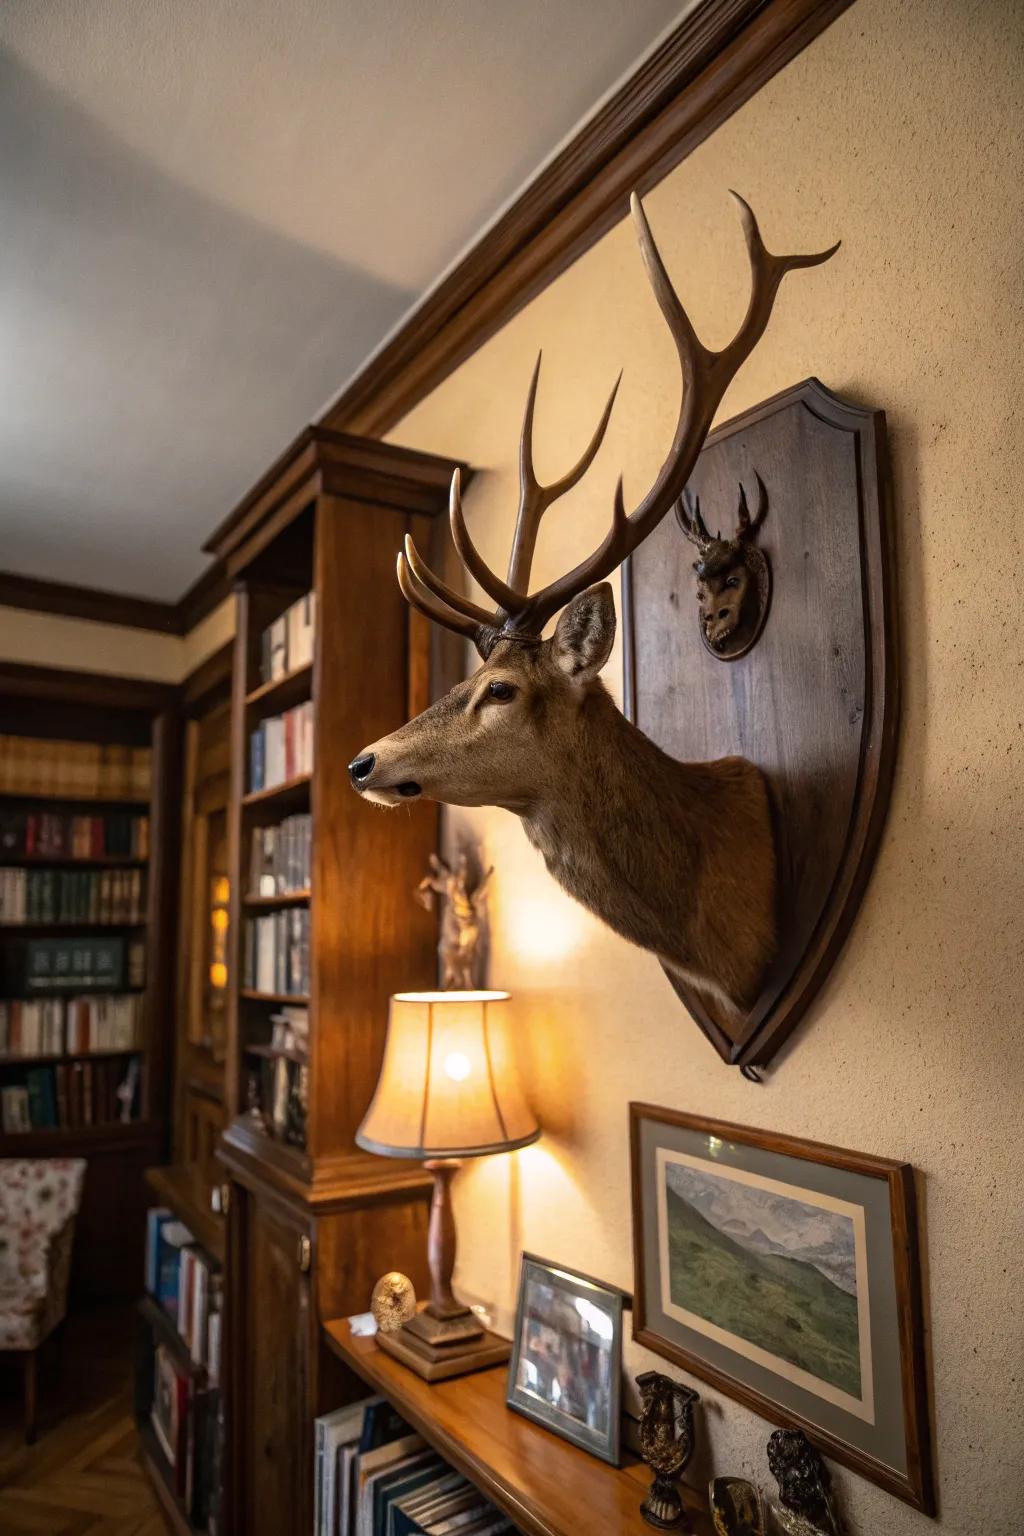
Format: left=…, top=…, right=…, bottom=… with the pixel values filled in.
left=0, top=1306, right=165, bottom=1535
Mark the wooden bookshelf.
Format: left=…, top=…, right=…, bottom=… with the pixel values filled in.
left=206, top=427, right=466, bottom=1536
left=0, top=662, right=177, bottom=1301
left=323, top=1319, right=713, bottom=1536
left=138, top=1420, right=202, bottom=1536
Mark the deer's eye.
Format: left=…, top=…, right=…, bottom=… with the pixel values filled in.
left=724, top=576, right=740, bottom=589
left=487, top=680, right=517, bottom=702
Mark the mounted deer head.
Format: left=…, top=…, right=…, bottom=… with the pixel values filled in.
left=349, top=192, right=838, bottom=1021
left=678, top=474, right=771, bottom=658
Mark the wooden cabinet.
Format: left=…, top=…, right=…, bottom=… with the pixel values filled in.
left=207, top=427, right=465, bottom=1536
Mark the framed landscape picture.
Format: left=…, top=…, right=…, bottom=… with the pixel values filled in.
left=629, top=1105, right=933, bottom=1513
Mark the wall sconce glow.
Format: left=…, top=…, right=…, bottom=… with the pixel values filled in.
left=506, top=887, right=590, bottom=965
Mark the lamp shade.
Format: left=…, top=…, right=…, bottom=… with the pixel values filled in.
left=356, top=991, right=539, bottom=1159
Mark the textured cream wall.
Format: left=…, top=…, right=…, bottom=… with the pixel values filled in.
left=0, top=594, right=235, bottom=683
left=388, top=0, right=1024, bottom=1530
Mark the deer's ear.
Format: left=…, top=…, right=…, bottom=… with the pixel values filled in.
left=551, top=583, right=616, bottom=682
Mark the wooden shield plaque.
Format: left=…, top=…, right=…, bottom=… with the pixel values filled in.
left=621, top=379, right=897, bottom=1070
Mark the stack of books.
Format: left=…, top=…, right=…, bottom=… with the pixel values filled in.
left=243, top=909, right=309, bottom=996
left=0, top=992, right=142, bottom=1055
left=315, top=1398, right=515, bottom=1536
left=0, top=736, right=151, bottom=800
left=0, top=1053, right=140, bottom=1131
left=258, top=592, right=316, bottom=683
left=145, top=1209, right=224, bottom=1528
left=0, top=866, right=146, bottom=923
left=248, top=813, right=312, bottom=896
left=248, top=702, right=314, bottom=793
left=2, top=934, right=144, bottom=994
left=0, top=809, right=148, bottom=859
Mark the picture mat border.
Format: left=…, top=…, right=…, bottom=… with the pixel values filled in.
left=654, top=1146, right=875, bottom=1421
left=506, top=1251, right=627, bottom=1468
left=629, top=1104, right=934, bottom=1515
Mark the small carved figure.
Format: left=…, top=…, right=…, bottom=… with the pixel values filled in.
left=709, top=1478, right=765, bottom=1535
left=636, top=1371, right=700, bottom=1530
left=370, top=1271, right=417, bottom=1334
left=766, top=1429, right=844, bottom=1536
left=677, top=474, right=771, bottom=659
left=416, top=852, right=493, bottom=990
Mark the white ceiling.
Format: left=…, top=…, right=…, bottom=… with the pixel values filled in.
left=0, top=0, right=687, bottom=602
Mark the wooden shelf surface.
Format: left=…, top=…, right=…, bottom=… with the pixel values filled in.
left=239, top=988, right=309, bottom=1005
left=145, top=1162, right=225, bottom=1264
left=0, top=1117, right=159, bottom=1155
left=0, top=855, right=148, bottom=869
left=242, top=888, right=311, bottom=910
left=0, top=920, right=146, bottom=934
left=241, top=773, right=311, bottom=812
left=322, top=1318, right=712, bottom=1536
left=0, top=1046, right=140, bottom=1068
left=137, top=1293, right=208, bottom=1382
left=244, top=661, right=313, bottom=715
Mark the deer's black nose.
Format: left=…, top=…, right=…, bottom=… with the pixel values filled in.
left=348, top=753, right=375, bottom=784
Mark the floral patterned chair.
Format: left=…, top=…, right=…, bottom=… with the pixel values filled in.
left=0, top=1158, right=86, bottom=1442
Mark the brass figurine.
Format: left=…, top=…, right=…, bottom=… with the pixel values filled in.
left=766, top=1430, right=844, bottom=1536
left=416, top=852, right=493, bottom=990
left=677, top=474, right=771, bottom=660
left=370, top=1271, right=417, bottom=1334
left=636, top=1371, right=700, bottom=1530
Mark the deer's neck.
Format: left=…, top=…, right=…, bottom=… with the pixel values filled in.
left=521, top=685, right=701, bottom=935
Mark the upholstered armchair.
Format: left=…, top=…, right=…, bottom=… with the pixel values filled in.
left=0, top=1158, right=86, bottom=1442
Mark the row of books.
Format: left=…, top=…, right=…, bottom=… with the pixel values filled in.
left=0, top=809, right=149, bottom=860
left=149, top=1347, right=222, bottom=1531
left=243, top=910, right=309, bottom=996
left=0, top=735, right=151, bottom=801
left=2, top=934, right=144, bottom=995
left=259, top=590, right=316, bottom=683
left=248, top=813, right=312, bottom=897
left=0, top=867, right=146, bottom=924
left=145, top=1209, right=223, bottom=1374
left=0, top=993, right=142, bottom=1056
left=316, top=1398, right=514, bottom=1536
left=0, top=1054, right=140, bottom=1132
left=249, top=701, right=314, bottom=794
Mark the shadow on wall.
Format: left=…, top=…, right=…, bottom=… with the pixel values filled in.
left=0, top=49, right=414, bottom=599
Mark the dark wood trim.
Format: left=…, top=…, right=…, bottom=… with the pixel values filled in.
left=319, top=0, right=854, bottom=438
left=628, top=1103, right=935, bottom=1514
left=175, top=560, right=233, bottom=633
left=179, top=638, right=235, bottom=715
left=0, top=658, right=176, bottom=712
left=0, top=562, right=231, bottom=638
left=0, top=570, right=180, bottom=634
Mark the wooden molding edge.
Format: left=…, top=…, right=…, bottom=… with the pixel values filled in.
left=320, top=0, right=855, bottom=437
left=0, top=559, right=231, bottom=638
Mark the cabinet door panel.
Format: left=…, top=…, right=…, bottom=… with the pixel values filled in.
left=244, top=1196, right=311, bottom=1536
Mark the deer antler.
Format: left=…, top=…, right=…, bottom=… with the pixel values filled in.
left=676, top=490, right=718, bottom=552
left=398, top=192, right=837, bottom=651
left=735, top=472, right=768, bottom=540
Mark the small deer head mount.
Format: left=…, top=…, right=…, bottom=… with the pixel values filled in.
left=349, top=192, right=837, bottom=1019
left=677, top=474, right=771, bottom=659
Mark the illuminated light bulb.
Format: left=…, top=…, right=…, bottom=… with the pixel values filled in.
left=209, top=962, right=227, bottom=989
left=444, top=1051, right=472, bottom=1082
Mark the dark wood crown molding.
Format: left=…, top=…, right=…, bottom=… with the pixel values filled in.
left=0, top=559, right=232, bottom=639
left=319, top=0, right=854, bottom=438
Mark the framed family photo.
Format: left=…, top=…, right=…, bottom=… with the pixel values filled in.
left=630, top=1105, right=934, bottom=1513
left=507, top=1254, right=628, bottom=1466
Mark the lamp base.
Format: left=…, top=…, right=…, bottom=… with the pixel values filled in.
left=377, top=1321, right=511, bottom=1382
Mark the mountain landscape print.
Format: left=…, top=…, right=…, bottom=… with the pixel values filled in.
left=659, top=1155, right=865, bottom=1403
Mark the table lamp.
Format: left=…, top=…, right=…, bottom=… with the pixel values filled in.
left=357, top=990, right=539, bottom=1380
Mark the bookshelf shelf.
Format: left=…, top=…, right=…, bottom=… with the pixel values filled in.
left=0, top=1116, right=157, bottom=1154
left=242, top=888, right=311, bottom=910
left=244, top=661, right=314, bottom=716
left=0, top=855, right=148, bottom=869
left=0, top=920, right=146, bottom=934
left=0, top=1046, right=140, bottom=1067
left=238, top=988, right=310, bottom=1005
left=145, top=1163, right=226, bottom=1265
left=241, top=774, right=311, bottom=812
left=138, top=1293, right=209, bottom=1384
left=324, top=1319, right=712, bottom=1536
left=243, top=1042, right=308, bottom=1065
left=0, top=791, right=151, bottom=808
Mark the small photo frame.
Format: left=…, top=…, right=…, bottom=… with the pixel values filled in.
left=507, top=1252, right=627, bottom=1466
